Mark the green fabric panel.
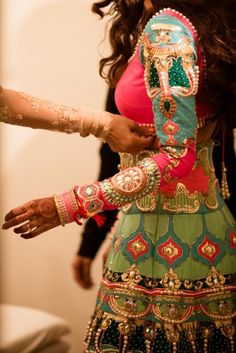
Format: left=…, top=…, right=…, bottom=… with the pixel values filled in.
left=205, top=207, right=229, bottom=237
left=173, top=213, right=202, bottom=242
left=142, top=213, right=169, bottom=239
left=221, top=204, right=235, bottom=226
left=120, top=213, right=141, bottom=236
left=106, top=205, right=236, bottom=280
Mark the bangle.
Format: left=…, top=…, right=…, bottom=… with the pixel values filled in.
left=54, top=195, right=66, bottom=226
left=54, top=189, right=80, bottom=225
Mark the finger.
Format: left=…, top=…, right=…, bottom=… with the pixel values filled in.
left=14, top=220, right=39, bottom=234
left=20, top=222, right=57, bottom=239
left=2, top=211, right=34, bottom=230
left=132, top=124, right=155, bottom=137
left=151, top=136, right=160, bottom=149
left=131, top=135, right=155, bottom=151
left=4, top=201, right=33, bottom=221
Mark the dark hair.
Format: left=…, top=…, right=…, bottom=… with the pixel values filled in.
left=92, top=0, right=236, bottom=130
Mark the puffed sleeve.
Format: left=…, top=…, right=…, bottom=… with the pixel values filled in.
left=55, top=12, right=200, bottom=224
left=140, top=12, right=198, bottom=184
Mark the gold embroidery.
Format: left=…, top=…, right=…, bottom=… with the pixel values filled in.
left=163, top=182, right=200, bottom=213
left=119, top=144, right=220, bottom=214
left=130, top=239, right=146, bottom=255
left=159, top=95, right=177, bottom=119
left=111, top=168, right=147, bottom=196
left=160, top=268, right=182, bottom=290
left=87, top=262, right=236, bottom=352
left=160, top=145, right=188, bottom=159
left=121, top=264, right=142, bottom=286
left=205, top=267, right=226, bottom=288
left=101, top=158, right=160, bottom=207
left=142, top=35, right=199, bottom=100
left=202, top=242, right=216, bottom=257
left=162, top=158, right=180, bottom=183
left=135, top=194, right=157, bottom=212
left=84, top=310, right=236, bottom=353
left=163, top=243, right=179, bottom=259
left=110, top=295, right=151, bottom=319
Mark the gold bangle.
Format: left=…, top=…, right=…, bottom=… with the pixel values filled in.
left=54, top=195, right=65, bottom=226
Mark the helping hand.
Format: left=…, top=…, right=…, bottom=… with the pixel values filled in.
left=106, top=115, right=156, bottom=154
left=2, top=197, right=61, bottom=238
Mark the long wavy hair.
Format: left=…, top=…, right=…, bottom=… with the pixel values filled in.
left=92, top=0, right=236, bottom=130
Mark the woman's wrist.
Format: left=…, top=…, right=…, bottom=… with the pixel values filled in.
left=54, top=189, right=82, bottom=226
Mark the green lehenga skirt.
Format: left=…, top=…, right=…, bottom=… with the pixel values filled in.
left=84, top=144, right=236, bottom=353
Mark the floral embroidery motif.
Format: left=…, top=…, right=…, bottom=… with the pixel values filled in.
left=192, top=230, right=226, bottom=267
left=121, top=264, right=142, bottom=286
left=100, top=158, right=160, bottom=207
left=162, top=120, right=179, bottom=146
left=154, top=233, right=189, bottom=268
left=162, top=120, right=179, bottom=135
left=110, top=167, right=146, bottom=195
left=160, top=268, right=182, bottom=290
left=125, top=232, right=152, bottom=262
left=205, top=267, right=226, bottom=288
left=199, top=237, right=220, bottom=263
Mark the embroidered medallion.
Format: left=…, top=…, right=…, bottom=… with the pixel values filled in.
left=154, top=217, right=189, bottom=268
left=110, top=167, right=146, bottom=195
left=126, top=232, right=152, bottom=262
left=159, top=95, right=176, bottom=119
left=192, top=229, right=226, bottom=267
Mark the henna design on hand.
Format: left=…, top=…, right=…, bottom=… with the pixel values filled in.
left=2, top=197, right=61, bottom=238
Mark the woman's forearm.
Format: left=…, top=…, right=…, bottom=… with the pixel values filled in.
left=0, top=87, right=111, bottom=138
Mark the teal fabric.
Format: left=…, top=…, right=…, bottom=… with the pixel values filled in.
left=140, top=14, right=197, bottom=147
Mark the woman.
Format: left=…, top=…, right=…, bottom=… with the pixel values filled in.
left=3, top=0, right=236, bottom=352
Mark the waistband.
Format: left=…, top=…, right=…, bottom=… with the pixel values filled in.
left=119, top=142, right=224, bottom=215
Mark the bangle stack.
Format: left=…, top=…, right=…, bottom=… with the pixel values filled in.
left=54, top=189, right=81, bottom=226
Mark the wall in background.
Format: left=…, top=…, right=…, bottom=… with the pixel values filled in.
left=0, top=1, right=110, bottom=351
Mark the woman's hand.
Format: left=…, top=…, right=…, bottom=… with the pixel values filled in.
left=2, top=197, right=61, bottom=238
left=71, top=255, right=94, bottom=289
left=106, top=115, right=156, bottom=154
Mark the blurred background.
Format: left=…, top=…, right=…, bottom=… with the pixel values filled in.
left=0, top=0, right=110, bottom=351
